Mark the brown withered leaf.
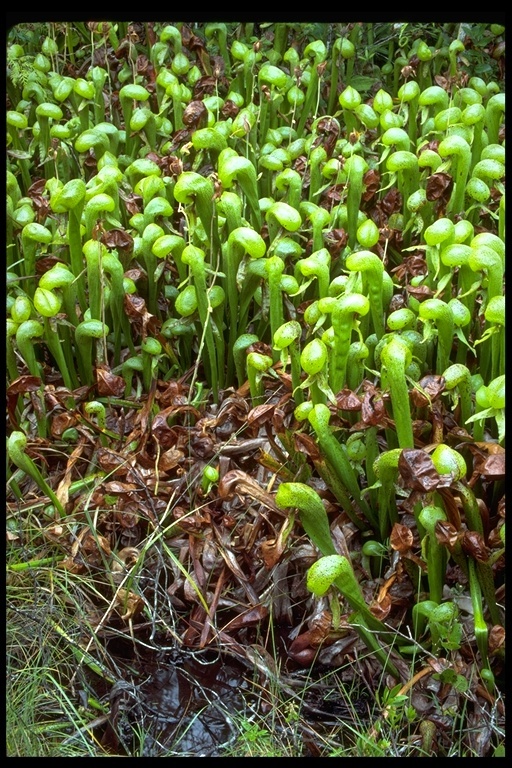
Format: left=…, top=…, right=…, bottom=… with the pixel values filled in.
left=362, top=168, right=381, bottom=202
left=55, top=438, right=87, bottom=507
left=323, top=226, right=348, bottom=258
left=158, top=447, right=184, bottom=473
left=7, top=375, right=42, bottom=426
left=426, top=172, right=453, bottom=202
left=461, top=530, right=490, bottom=562
left=335, top=389, right=362, bottom=411
left=114, top=588, right=144, bottom=622
left=96, top=364, right=126, bottom=397
left=151, top=405, right=200, bottom=449
left=118, top=189, right=142, bottom=217
left=103, top=481, right=138, bottom=495
left=399, top=449, right=452, bottom=492
left=7, top=375, right=42, bottom=395
left=61, top=526, right=111, bottom=573
left=247, top=403, right=275, bottom=428
left=221, top=605, right=269, bottom=632
left=293, top=431, right=322, bottom=462
left=407, top=283, right=436, bottom=302
left=380, top=186, right=402, bottom=216
left=101, top=228, right=134, bottom=254
left=390, top=523, right=414, bottom=553
left=360, top=384, right=387, bottom=426
left=97, top=447, right=130, bottom=475
left=50, top=412, right=77, bottom=438
left=218, top=469, right=285, bottom=517
left=123, top=293, right=160, bottom=337
left=370, top=593, right=392, bottom=621
left=259, top=515, right=295, bottom=568
left=467, top=443, right=505, bottom=480
left=435, top=520, right=461, bottom=548
left=488, top=625, right=505, bottom=656
left=182, top=99, right=208, bottom=129
left=410, top=374, right=446, bottom=408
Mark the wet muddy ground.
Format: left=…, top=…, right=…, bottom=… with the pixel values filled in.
left=97, top=643, right=370, bottom=756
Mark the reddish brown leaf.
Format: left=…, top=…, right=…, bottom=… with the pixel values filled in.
left=362, top=168, right=381, bottom=201
left=103, top=481, right=138, bottom=494
left=221, top=604, right=269, bottom=632
left=218, top=470, right=284, bottom=516
left=370, top=593, right=392, bottom=621
left=158, top=447, right=184, bottom=473
left=426, top=172, right=453, bottom=202
left=360, top=384, right=387, bottom=426
left=96, top=364, right=126, bottom=397
left=435, top=520, right=461, bottom=547
left=461, top=530, right=490, bottom=562
left=398, top=449, right=450, bottom=492
left=182, top=100, right=208, bottom=129
left=50, top=412, right=78, bottom=438
left=247, top=403, right=275, bottom=427
left=468, top=444, right=505, bottom=480
left=410, top=374, right=446, bottom=408
left=488, top=625, right=505, bottom=656
left=6, top=375, right=42, bottom=395
left=114, top=588, right=144, bottom=621
left=335, top=389, right=362, bottom=411
left=101, top=228, right=134, bottom=254
left=390, top=523, right=414, bottom=553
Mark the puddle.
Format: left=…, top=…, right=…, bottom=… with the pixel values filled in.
left=99, top=644, right=369, bottom=757
left=102, top=650, right=252, bottom=756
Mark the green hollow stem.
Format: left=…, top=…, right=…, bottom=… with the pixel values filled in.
left=418, top=298, right=455, bottom=376
left=173, top=172, right=220, bottom=267
left=141, top=337, right=162, bottom=392
left=273, top=320, right=303, bottom=404
left=84, top=400, right=108, bottom=447
left=246, top=352, right=273, bottom=406
left=7, top=431, right=66, bottom=518
left=218, top=148, right=262, bottom=231
left=452, top=480, right=502, bottom=628
left=217, top=191, right=243, bottom=237
left=275, top=168, right=303, bottom=211
left=418, top=505, right=448, bottom=607
left=296, top=247, right=331, bottom=301
left=74, top=319, right=109, bottom=386
left=138, top=223, right=165, bottom=317
left=152, top=233, right=187, bottom=284
left=300, top=337, right=329, bottom=406
left=343, top=154, right=368, bottom=251
left=224, top=227, right=266, bottom=384
left=345, top=250, right=385, bottom=339
left=295, top=41, right=326, bottom=137
left=380, top=335, right=414, bottom=449
left=330, top=293, right=370, bottom=394
left=438, top=135, right=471, bottom=216
left=121, top=357, right=144, bottom=398
left=299, top=202, right=331, bottom=256
left=20, top=223, right=53, bottom=299
left=385, top=151, right=420, bottom=243
left=372, top=448, right=402, bottom=541
left=233, top=334, right=259, bottom=389
left=15, top=319, right=44, bottom=378
left=442, top=363, right=474, bottom=429
left=181, top=244, right=221, bottom=402
left=274, top=483, right=402, bottom=675
left=467, top=556, right=491, bottom=677
left=307, top=404, right=377, bottom=530
left=264, top=256, right=286, bottom=362
left=51, top=179, right=88, bottom=316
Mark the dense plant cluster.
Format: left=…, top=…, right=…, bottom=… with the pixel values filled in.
left=7, top=21, right=505, bottom=757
